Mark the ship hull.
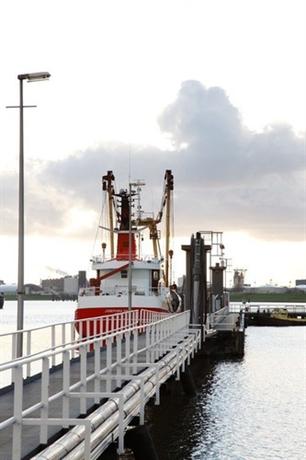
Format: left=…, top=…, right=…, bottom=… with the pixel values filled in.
left=245, top=312, right=306, bottom=326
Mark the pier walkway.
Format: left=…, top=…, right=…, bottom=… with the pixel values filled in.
left=0, top=310, right=202, bottom=460
left=0, top=306, right=242, bottom=459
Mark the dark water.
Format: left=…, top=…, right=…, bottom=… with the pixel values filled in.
left=147, top=327, right=306, bottom=460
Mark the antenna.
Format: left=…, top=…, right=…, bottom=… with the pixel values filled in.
left=128, top=145, right=132, bottom=184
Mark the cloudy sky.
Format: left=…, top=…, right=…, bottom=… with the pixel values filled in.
left=0, top=0, right=305, bottom=286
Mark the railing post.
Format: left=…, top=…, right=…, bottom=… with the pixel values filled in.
left=116, top=333, right=122, bottom=388
left=117, top=394, right=124, bottom=454
left=133, top=328, right=138, bottom=374
left=80, top=346, right=87, bottom=414
left=71, top=323, right=76, bottom=359
left=51, top=325, right=56, bottom=367
left=86, top=320, right=90, bottom=352
left=12, top=333, right=17, bottom=361
left=150, top=324, right=155, bottom=363
left=106, top=337, right=112, bottom=393
left=145, top=325, right=150, bottom=362
left=62, top=350, right=70, bottom=426
left=12, top=366, right=23, bottom=460
left=139, top=377, right=145, bottom=425
left=80, top=319, right=84, bottom=341
left=93, top=318, right=97, bottom=338
left=61, top=324, right=66, bottom=348
left=125, top=331, right=130, bottom=376
left=157, top=322, right=161, bottom=359
left=40, top=356, right=49, bottom=444
left=94, top=340, right=100, bottom=403
left=155, top=363, right=160, bottom=405
left=26, top=331, right=31, bottom=378
left=105, top=316, right=109, bottom=335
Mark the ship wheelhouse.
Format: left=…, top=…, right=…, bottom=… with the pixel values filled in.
left=97, top=260, right=162, bottom=297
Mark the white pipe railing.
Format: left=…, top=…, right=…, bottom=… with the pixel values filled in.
left=0, top=309, right=170, bottom=388
left=0, top=310, right=200, bottom=460
left=207, top=305, right=229, bottom=329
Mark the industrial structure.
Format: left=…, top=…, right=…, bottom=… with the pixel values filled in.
left=233, top=268, right=247, bottom=291
left=40, top=270, right=87, bottom=296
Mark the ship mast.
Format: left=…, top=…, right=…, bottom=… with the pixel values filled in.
left=102, top=171, right=115, bottom=259
left=164, top=170, right=174, bottom=287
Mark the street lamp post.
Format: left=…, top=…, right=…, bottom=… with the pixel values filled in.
left=16, top=72, right=50, bottom=357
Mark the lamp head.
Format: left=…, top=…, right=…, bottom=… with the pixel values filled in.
left=18, top=72, right=51, bottom=81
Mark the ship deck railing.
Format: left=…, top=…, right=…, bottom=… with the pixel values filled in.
left=80, top=286, right=164, bottom=297
left=0, top=310, right=201, bottom=460
left=230, top=301, right=306, bottom=314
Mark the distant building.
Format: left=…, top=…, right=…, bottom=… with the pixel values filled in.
left=0, top=284, right=17, bottom=294
left=41, top=271, right=87, bottom=295
left=78, top=271, right=87, bottom=289
left=295, top=280, right=306, bottom=291
left=296, top=279, right=306, bottom=286
left=244, top=286, right=287, bottom=294
left=24, top=284, right=44, bottom=294
left=233, top=270, right=246, bottom=291
left=41, top=277, right=64, bottom=293
left=63, top=276, right=79, bottom=295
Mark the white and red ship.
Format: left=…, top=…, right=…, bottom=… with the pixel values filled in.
left=74, top=170, right=181, bottom=335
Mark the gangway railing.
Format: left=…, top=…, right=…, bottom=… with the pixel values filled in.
left=0, top=310, right=201, bottom=460
left=0, top=309, right=170, bottom=388
left=207, top=306, right=244, bottom=332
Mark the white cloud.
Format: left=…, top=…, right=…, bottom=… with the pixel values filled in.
left=1, top=80, right=304, bottom=242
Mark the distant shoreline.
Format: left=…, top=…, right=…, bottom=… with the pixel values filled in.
left=229, top=291, right=306, bottom=303
left=2, top=294, right=77, bottom=301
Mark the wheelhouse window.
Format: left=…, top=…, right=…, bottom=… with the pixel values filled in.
left=121, top=270, right=128, bottom=279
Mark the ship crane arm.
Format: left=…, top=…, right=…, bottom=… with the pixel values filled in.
left=97, top=263, right=129, bottom=282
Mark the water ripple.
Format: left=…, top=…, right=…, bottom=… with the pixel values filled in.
left=148, top=327, right=306, bottom=460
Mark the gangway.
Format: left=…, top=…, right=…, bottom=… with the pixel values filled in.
left=0, top=309, right=201, bottom=460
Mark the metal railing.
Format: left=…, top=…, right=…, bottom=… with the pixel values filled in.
left=0, top=309, right=169, bottom=388
left=207, top=305, right=229, bottom=329
left=0, top=310, right=200, bottom=460
left=230, top=302, right=306, bottom=313
left=206, top=306, right=244, bottom=331
left=80, top=286, right=166, bottom=297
